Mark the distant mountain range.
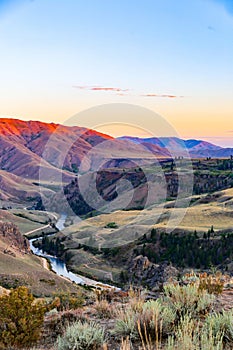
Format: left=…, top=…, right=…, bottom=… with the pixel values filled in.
left=0, top=118, right=233, bottom=202
left=118, top=136, right=233, bottom=157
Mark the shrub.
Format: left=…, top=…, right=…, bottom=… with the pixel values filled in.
left=44, top=309, right=86, bottom=342
left=57, top=320, right=105, bottom=350
left=198, top=272, right=224, bottom=295
left=95, top=300, right=115, bottom=319
left=114, top=308, right=138, bottom=340
left=182, top=271, right=225, bottom=295
left=137, top=299, right=176, bottom=342
left=105, top=222, right=118, bottom=229
left=163, top=283, right=215, bottom=319
left=129, top=296, right=144, bottom=313
left=165, top=314, right=224, bottom=350
left=114, top=299, right=176, bottom=344
left=128, top=286, right=146, bottom=313
left=205, top=310, right=233, bottom=344
left=54, top=291, right=84, bottom=311
left=0, top=286, right=47, bottom=349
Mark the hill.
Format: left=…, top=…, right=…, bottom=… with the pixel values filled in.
left=37, top=183, right=233, bottom=285
left=0, top=118, right=164, bottom=178
left=118, top=136, right=232, bottom=157
left=0, top=117, right=233, bottom=207
left=0, top=169, right=53, bottom=202
left=0, top=221, right=81, bottom=296
left=0, top=118, right=168, bottom=204
left=41, top=157, right=233, bottom=216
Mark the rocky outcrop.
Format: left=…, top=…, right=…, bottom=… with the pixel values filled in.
left=0, top=222, right=30, bottom=255
left=129, top=255, right=179, bottom=290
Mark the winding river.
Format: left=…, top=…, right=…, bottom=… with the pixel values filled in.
left=29, top=214, right=117, bottom=289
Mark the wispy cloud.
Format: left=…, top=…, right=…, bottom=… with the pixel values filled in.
left=73, top=85, right=129, bottom=92
left=73, top=85, right=183, bottom=99
left=141, top=93, right=183, bottom=99
left=92, top=87, right=129, bottom=92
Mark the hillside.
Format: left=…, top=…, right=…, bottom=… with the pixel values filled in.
left=0, top=221, right=81, bottom=296
left=0, top=169, right=54, bottom=202
left=0, top=221, right=30, bottom=255
left=0, top=118, right=168, bottom=203
left=40, top=157, right=233, bottom=217
left=37, top=184, right=233, bottom=286
left=1, top=118, right=233, bottom=206
left=0, top=118, right=232, bottom=180
left=0, top=118, right=162, bottom=178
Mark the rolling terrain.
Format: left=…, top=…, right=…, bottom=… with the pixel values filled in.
left=42, top=157, right=233, bottom=217
left=39, top=185, right=233, bottom=285
left=1, top=118, right=233, bottom=289
left=0, top=117, right=233, bottom=206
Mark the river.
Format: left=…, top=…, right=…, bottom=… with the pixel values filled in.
left=29, top=214, right=117, bottom=289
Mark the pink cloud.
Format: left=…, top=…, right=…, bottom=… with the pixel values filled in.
left=141, top=93, right=183, bottom=98
left=73, top=85, right=183, bottom=99
left=73, top=85, right=129, bottom=92
left=91, top=87, right=129, bottom=92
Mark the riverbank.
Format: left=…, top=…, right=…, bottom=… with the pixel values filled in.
left=28, top=213, right=119, bottom=290
left=39, top=254, right=117, bottom=289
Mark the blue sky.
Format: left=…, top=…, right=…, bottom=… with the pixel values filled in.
left=0, top=0, right=233, bottom=145
left=214, top=0, right=233, bottom=13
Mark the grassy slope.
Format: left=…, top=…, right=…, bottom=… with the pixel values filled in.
left=0, top=209, right=82, bottom=296
left=59, top=188, right=233, bottom=253
left=52, top=188, right=233, bottom=280
left=0, top=209, right=56, bottom=234
left=0, top=169, right=55, bottom=201
left=0, top=244, right=80, bottom=297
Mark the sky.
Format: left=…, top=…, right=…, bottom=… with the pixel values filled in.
left=0, top=0, right=233, bottom=146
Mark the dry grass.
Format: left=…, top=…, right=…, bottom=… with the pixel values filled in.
left=0, top=209, right=51, bottom=234
left=0, top=249, right=80, bottom=297
left=94, top=300, right=116, bottom=319
left=60, top=187, right=233, bottom=251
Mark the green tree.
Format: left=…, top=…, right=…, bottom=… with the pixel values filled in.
left=150, top=228, right=157, bottom=242
left=0, top=286, right=47, bottom=349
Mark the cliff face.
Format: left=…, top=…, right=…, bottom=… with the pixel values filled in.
left=129, top=255, right=179, bottom=291
left=46, top=169, right=233, bottom=216
left=0, top=222, right=30, bottom=255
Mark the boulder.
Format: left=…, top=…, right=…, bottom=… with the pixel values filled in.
left=129, top=255, right=179, bottom=290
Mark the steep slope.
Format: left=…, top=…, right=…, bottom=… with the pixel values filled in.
left=0, top=222, right=30, bottom=255
left=0, top=170, right=53, bottom=201
left=0, top=221, right=82, bottom=296
left=40, top=166, right=171, bottom=215
left=0, top=119, right=108, bottom=179
left=0, top=118, right=161, bottom=181
left=0, top=118, right=167, bottom=203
